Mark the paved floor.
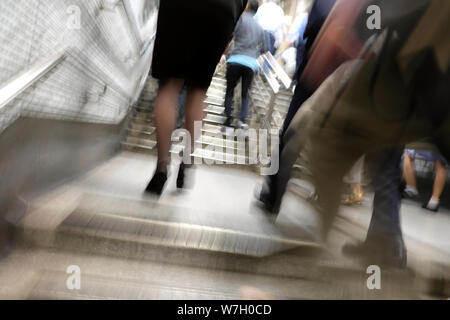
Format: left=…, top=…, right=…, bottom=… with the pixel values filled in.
left=1, top=151, right=448, bottom=299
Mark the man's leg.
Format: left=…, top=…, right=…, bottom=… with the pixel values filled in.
left=344, top=147, right=407, bottom=268
left=432, top=160, right=447, bottom=200
left=280, top=81, right=313, bottom=139
left=257, top=81, right=313, bottom=212
left=423, top=159, right=447, bottom=212
left=223, top=63, right=240, bottom=125
left=239, top=66, right=255, bottom=124
left=367, top=147, right=404, bottom=239
left=403, top=151, right=419, bottom=197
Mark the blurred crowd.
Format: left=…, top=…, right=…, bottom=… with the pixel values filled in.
left=148, top=0, right=449, bottom=269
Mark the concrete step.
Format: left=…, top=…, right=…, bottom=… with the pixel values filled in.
left=205, top=105, right=225, bottom=115
left=125, top=137, right=157, bottom=148
left=128, top=123, right=155, bottom=134
left=121, top=141, right=156, bottom=153
left=132, top=113, right=154, bottom=122
left=28, top=265, right=240, bottom=300
left=134, top=106, right=153, bottom=114
left=131, top=116, right=154, bottom=126
left=17, top=194, right=345, bottom=283
left=204, top=99, right=223, bottom=107
left=197, top=135, right=256, bottom=150
left=126, top=128, right=156, bottom=139
left=192, top=148, right=249, bottom=165
left=17, top=192, right=418, bottom=300
left=204, top=114, right=226, bottom=125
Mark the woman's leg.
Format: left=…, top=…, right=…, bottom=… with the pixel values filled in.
left=153, top=78, right=184, bottom=172
left=403, top=153, right=418, bottom=191
left=432, top=160, right=447, bottom=200
left=185, top=86, right=207, bottom=155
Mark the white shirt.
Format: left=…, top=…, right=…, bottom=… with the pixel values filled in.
left=254, top=2, right=285, bottom=33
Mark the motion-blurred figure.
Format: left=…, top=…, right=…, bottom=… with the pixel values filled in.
left=256, top=0, right=450, bottom=267
left=257, top=0, right=367, bottom=213
left=277, top=11, right=309, bottom=78
left=146, top=0, right=248, bottom=195
left=282, top=0, right=337, bottom=137
left=343, top=147, right=407, bottom=268
left=254, top=0, right=285, bottom=54
left=403, top=149, right=448, bottom=212
left=222, top=0, right=268, bottom=130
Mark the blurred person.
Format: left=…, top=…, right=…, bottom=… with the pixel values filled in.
left=276, top=12, right=310, bottom=77
left=222, top=0, right=268, bottom=130
left=344, top=147, right=407, bottom=268
left=290, top=11, right=310, bottom=80
left=146, top=0, right=248, bottom=195
left=256, top=0, right=449, bottom=266
left=254, top=0, right=285, bottom=54
left=256, top=0, right=368, bottom=213
left=280, top=46, right=298, bottom=77
left=403, top=149, right=448, bottom=212
left=282, top=0, right=337, bottom=137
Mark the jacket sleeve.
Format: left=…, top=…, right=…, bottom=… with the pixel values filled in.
left=261, top=29, right=269, bottom=54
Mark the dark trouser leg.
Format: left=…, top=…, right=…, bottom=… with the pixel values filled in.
left=224, top=63, right=240, bottom=119
left=366, top=147, right=405, bottom=241
left=240, top=66, right=255, bottom=123
left=281, top=81, right=313, bottom=139
left=263, top=82, right=313, bottom=205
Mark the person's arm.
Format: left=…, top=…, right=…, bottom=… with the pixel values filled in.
left=224, top=39, right=234, bottom=57
left=260, top=29, right=269, bottom=54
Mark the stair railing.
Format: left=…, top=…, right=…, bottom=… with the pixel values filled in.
left=255, top=53, right=292, bottom=132
left=0, top=51, right=66, bottom=111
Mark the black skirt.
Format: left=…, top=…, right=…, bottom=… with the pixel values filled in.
left=151, top=0, right=248, bottom=88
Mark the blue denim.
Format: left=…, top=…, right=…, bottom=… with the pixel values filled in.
left=366, top=147, right=405, bottom=241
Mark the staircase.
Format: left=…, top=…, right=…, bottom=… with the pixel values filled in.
left=1, top=60, right=431, bottom=300
left=121, top=60, right=293, bottom=169
left=7, top=157, right=421, bottom=299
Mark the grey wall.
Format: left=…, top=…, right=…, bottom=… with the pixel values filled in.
left=0, top=0, right=159, bottom=255
left=0, top=0, right=158, bottom=133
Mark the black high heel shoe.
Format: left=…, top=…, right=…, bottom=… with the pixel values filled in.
left=145, top=171, right=168, bottom=195
left=176, top=163, right=185, bottom=189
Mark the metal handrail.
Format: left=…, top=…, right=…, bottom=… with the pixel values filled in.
left=0, top=51, right=65, bottom=111
left=256, top=53, right=294, bottom=131
left=264, top=52, right=292, bottom=89
left=258, top=57, right=281, bottom=94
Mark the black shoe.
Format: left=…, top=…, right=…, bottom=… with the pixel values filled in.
left=254, top=177, right=281, bottom=216
left=145, top=171, right=167, bottom=196
left=221, top=117, right=233, bottom=133
left=223, top=117, right=232, bottom=127
left=342, top=236, right=407, bottom=269
left=176, top=163, right=185, bottom=189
